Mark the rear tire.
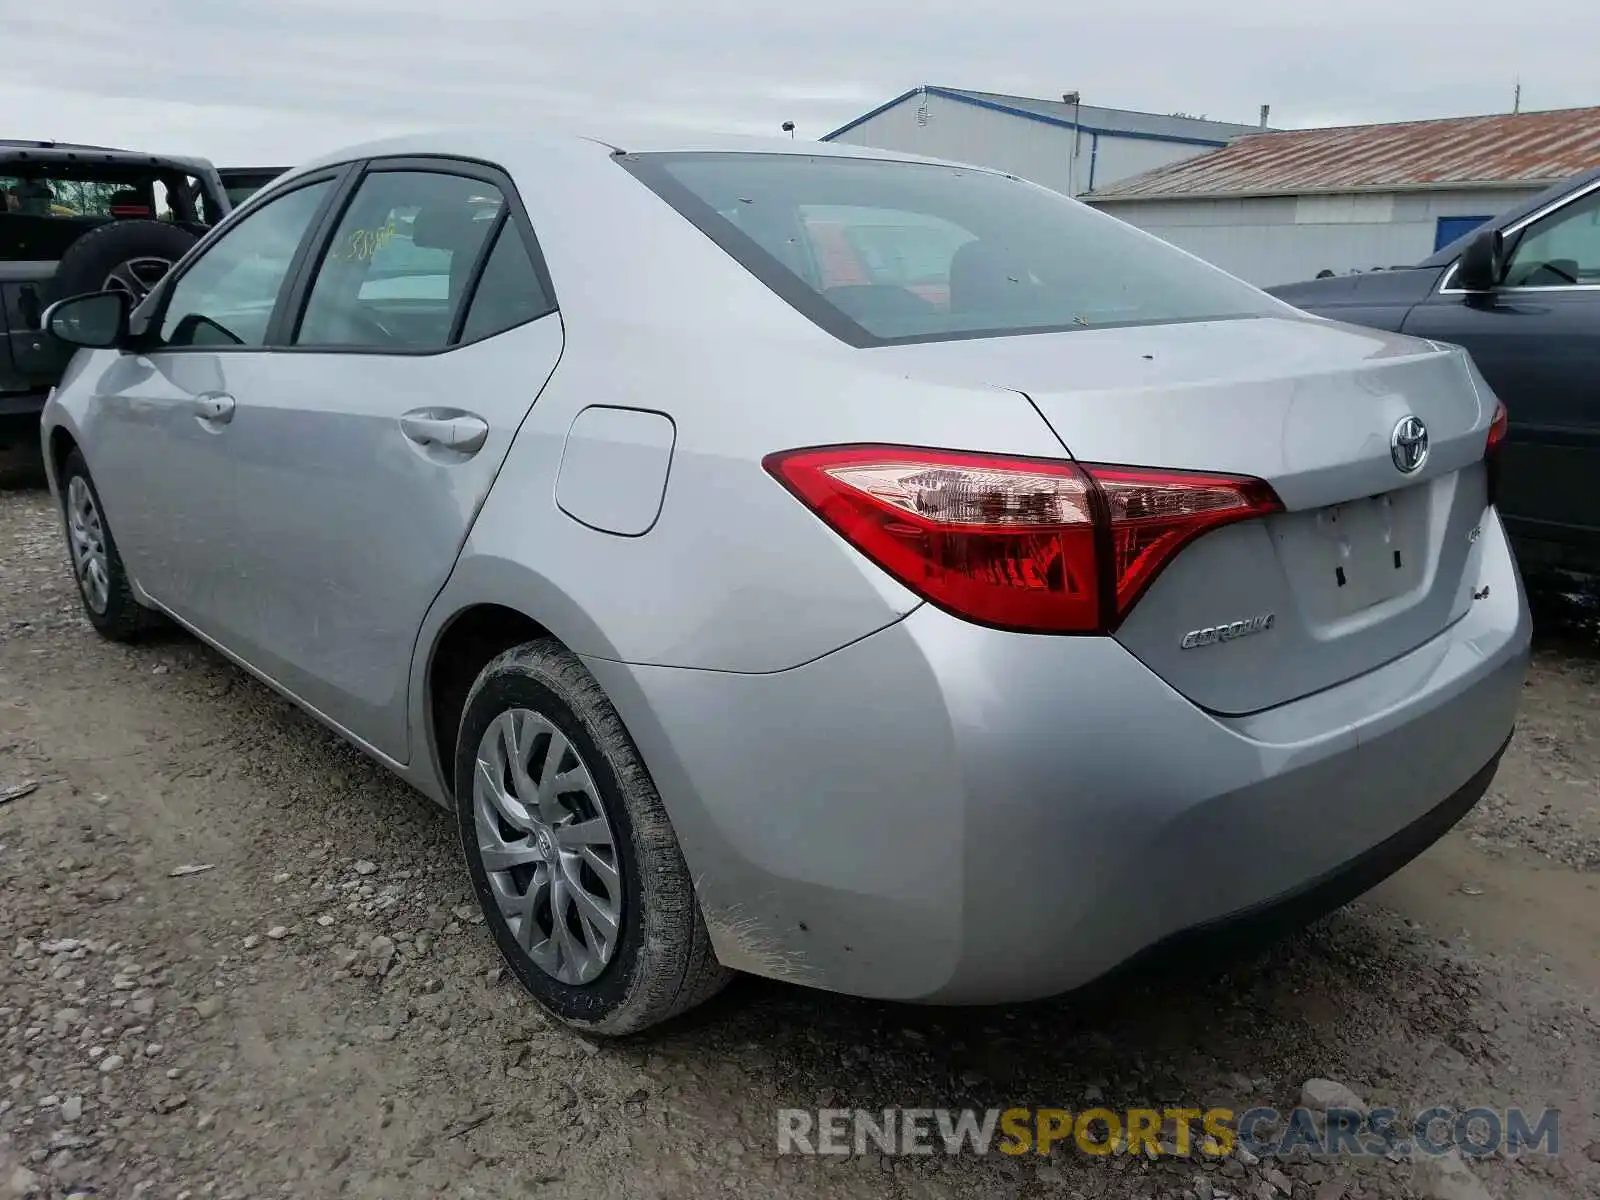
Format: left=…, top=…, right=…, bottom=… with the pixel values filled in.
left=455, top=639, right=730, bottom=1035
left=58, top=449, right=156, bottom=641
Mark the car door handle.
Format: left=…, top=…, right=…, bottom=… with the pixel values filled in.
left=194, top=393, right=236, bottom=424
left=399, top=410, right=489, bottom=455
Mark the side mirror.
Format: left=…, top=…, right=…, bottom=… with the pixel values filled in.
left=1454, top=228, right=1505, bottom=293
left=41, top=291, right=131, bottom=349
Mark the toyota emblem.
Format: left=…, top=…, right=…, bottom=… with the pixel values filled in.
left=1390, top=416, right=1429, bottom=474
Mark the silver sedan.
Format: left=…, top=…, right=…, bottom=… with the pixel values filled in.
left=39, top=130, right=1529, bottom=1033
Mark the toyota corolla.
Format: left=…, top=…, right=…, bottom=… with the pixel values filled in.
left=39, top=131, right=1529, bottom=1033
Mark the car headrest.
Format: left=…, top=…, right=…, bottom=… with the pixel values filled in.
left=411, top=201, right=498, bottom=251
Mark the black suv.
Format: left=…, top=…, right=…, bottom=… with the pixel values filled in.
left=2, top=140, right=231, bottom=460
left=1269, top=167, right=1600, bottom=575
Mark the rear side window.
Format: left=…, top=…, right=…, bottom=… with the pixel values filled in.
left=458, top=223, right=554, bottom=343
left=295, top=170, right=504, bottom=350
left=622, top=153, right=1281, bottom=346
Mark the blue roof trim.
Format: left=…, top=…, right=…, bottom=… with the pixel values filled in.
left=822, top=85, right=1232, bottom=149
left=820, top=87, right=923, bottom=141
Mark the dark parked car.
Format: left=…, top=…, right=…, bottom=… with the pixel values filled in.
left=2, top=140, right=231, bottom=469
left=1269, top=167, right=1600, bottom=574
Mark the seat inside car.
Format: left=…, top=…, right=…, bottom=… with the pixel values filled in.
left=410, top=202, right=491, bottom=307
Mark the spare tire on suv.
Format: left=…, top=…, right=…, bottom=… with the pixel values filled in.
left=50, top=219, right=200, bottom=305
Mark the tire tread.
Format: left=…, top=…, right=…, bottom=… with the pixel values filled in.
left=459, top=638, right=730, bottom=1034
left=60, top=449, right=159, bottom=642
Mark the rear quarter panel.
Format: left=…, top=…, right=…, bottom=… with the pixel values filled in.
left=421, top=141, right=1074, bottom=673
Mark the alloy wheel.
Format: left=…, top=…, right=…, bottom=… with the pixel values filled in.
left=101, top=256, right=174, bottom=304
left=66, top=476, right=111, bottom=614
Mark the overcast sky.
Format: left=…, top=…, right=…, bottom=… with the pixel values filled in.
left=9, top=0, right=1597, bottom=165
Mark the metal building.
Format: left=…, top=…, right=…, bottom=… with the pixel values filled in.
left=821, top=86, right=1265, bottom=199
left=1084, top=106, right=1600, bottom=286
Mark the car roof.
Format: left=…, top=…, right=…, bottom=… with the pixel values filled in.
left=286, top=126, right=974, bottom=178
left=0, top=139, right=217, bottom=174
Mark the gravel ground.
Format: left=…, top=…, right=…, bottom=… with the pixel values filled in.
left=2, top=480, right=1598, bottom=1200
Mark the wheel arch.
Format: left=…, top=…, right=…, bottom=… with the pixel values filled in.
left=47, top=423, right=80, bottom=489
left=414, top=555, right=626, bottom=806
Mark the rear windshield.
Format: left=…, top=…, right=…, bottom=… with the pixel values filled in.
left=623, top=152, right=1280, bottom=347
left=2, top=164, right=218, bottom=261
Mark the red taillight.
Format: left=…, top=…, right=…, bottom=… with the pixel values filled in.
left=764, top=445, right=1282, bottom=634
left=1090, top=465, right=1284, bottom=619
left=1485, top=399, right=1508, bottom=507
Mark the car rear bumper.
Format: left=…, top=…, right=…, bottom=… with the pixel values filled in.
left=583, top=508, right=1531, bottom=1004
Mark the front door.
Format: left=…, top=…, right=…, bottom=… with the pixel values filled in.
left=1402, top=182, right=1600, bottom=554
left=86, top=178, right=337, bottom=629
left=213, top=161, right=562, bottom=761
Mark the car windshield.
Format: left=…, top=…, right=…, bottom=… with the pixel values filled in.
left=625, top=151, right=1282, bottom=346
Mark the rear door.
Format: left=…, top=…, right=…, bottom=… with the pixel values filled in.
left=1401, top=179, right=1600, bottom=553
left=212, top=158, right=561, bottom=761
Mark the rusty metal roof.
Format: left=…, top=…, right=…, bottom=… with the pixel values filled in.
left=1086, top=106, right=1600, bottom=201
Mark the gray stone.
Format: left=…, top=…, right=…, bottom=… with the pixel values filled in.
left=368, top=935, right=397, bottom=977
left=1412, top=1149, right=1493, bottom=1200
left=1300, top=1079, right=1368, bottom=1117
left=60, top=1095, right=83, bottom=1123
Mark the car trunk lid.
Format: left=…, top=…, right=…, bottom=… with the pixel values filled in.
left=867, top=315, right=1496, bottom=714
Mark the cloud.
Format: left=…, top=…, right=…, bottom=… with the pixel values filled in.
left=7, top=0, right=1595, bottom=165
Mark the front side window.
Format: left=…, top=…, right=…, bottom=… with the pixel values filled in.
left=295, top=170, right=504, bottom=350
left=623, top=153, right=1282, bottom=346
left=158, top=180, right=332, bottom=347
left=1503, top=190, right=1600, bottom=288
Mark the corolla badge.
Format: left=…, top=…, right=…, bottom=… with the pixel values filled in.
left=1390, top=415, right=1430, bottom=474
left=1180, top=613, right=1275, bottom=650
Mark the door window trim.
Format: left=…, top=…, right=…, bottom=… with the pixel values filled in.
left=1438, top=175, right=1600, bottom=295
left=129, top=167, right=356, bottom=353
left=272, top=154, right=559, bottom=357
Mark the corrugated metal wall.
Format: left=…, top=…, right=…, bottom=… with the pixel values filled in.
left=828, top=91, right=1218, bottom=198
left=1089, top=187, right=1542, bottom=286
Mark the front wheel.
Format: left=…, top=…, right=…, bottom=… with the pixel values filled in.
left=455, top=639, right=729, bottom=1034
left=58, top=449, right=156, bottom=641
